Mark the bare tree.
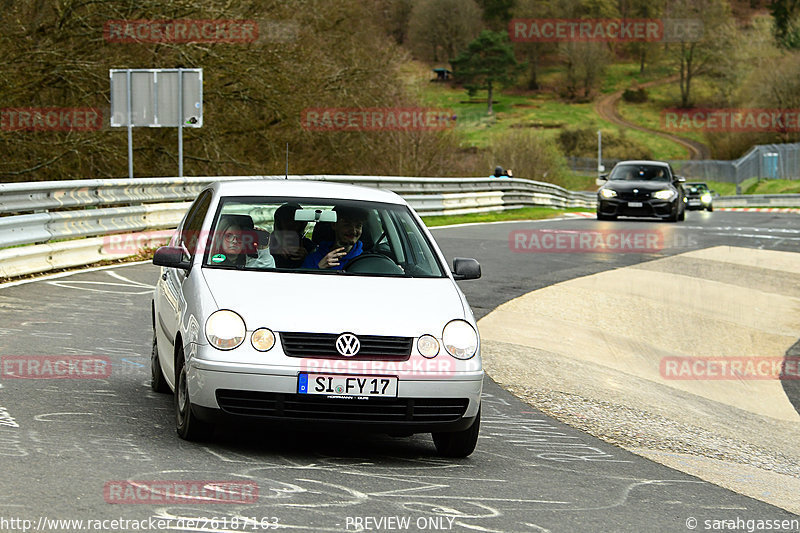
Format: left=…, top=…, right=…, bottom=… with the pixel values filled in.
left=0, top=0, right=464, bottom=180
left=407, top=0, right=484, bottom=62
left=665, top=0, right=736, bottom=108
left=560, top=42, right=610, bottom=100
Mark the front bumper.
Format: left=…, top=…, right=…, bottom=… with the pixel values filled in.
left=598, top=198, right=677, bottom=218
left=685, top=197, right=711, bottom=210
left=186, top=357, right=484, bottom=433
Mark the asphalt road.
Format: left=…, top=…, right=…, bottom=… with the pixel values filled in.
left=0, top=210, right=798, bottom=532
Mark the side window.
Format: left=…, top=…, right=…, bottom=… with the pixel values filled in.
left=180, top=191, right=212, bottom=259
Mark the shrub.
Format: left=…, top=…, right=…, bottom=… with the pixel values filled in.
left=622, top=87, right=648, bottom=103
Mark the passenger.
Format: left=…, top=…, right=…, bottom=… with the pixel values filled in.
left=270, top=203, right=314, bottom=268
left=302, top=206, right=368, bottom=270
left=212, top=215, right=275, bottom=269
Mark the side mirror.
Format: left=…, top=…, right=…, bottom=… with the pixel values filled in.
left=676, top=176, right=686, bottom=183
left=153, top=246, right=191, bottom=270
left=452, top=257, right=481, bottom=281
left=595, top=174, right=608, bottom=186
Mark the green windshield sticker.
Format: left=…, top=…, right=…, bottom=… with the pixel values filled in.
left=211, top=254, right=226, bottom=263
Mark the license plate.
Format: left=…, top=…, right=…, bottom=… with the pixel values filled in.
left=689, top=200, right=701, bottom=205
left=628, top=201, right=643, bottom=207
left=298, top=373, right=398, bottom=398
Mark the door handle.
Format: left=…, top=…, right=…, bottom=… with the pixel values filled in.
left=162, top=272, right=167, bottom=281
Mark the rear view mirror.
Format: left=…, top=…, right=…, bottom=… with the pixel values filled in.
left=295, top=209, right=337, bottom=223
left=452, top=257, right=481, bottom=280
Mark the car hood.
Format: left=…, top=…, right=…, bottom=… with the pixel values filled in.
left=604, top=180, right=673, bottom=192
left=200, top=268, right=468, bottom=337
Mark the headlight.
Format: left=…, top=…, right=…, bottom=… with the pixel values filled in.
left=417, top=334, right=440, bottom=358
left=701, top=193, right=712, bottom=203
left=600, top=189, right=617, bottom=198
left=653, top=190, right=676, bottom=200
left=251, top=328, right=275, bottom=352
left=205, top=310, right=246, bottom=350
left=442, top=320, right=478, bottom=360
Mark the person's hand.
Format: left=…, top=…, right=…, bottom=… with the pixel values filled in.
left=318, top=247, right=346, bottom=269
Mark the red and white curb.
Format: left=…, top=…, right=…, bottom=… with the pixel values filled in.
left=568, top=209, right=799, bottom=216
left=717, top=207, right=800, bottom=213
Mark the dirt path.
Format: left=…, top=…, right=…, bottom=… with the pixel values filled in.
left=594, top=75, right=711, bottom=160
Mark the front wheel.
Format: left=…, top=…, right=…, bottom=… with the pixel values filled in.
left=175, top=350, right=213, bottom=441
left=151, top=333, right=170, bottom=393
left=596, top=213, right=616, bottom=221
left=432, top=407, right=480, bottom=458
left=707, top=205, right=713, bottom=212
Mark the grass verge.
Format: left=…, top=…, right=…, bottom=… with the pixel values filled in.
left=705, top=179, right=800, bottom=196
left=422, top=206, right=589, bottom=227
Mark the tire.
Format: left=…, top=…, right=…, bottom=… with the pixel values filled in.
left=678, top=208, right=685, bottom=221
left=707, top=205, right=713, bottom=212
left=596, top=213, right=616, bottom=221
left=666, top=207, right=679, bottom=222
left=175, top=350, right=213, bottom=441
left=432, top=407, right=480, bottom=458
left=150, top=333, right=170, bottom=393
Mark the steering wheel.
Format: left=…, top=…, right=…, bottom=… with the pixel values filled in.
left=344, top=253, right=404, bottom=275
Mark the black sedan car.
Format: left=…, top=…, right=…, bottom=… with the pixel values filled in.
left=596, top=160, right=686, bottom=222
left=683, top=182, right=714, bottom=211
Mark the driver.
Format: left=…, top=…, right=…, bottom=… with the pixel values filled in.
left=302, top=206, right=368, bottom=270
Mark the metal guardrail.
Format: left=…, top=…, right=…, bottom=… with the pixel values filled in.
left=714, top=194, right=800, bottom=207
left=1, top=175, right=796, bottom=280
left=0, top=175, right=595, bottom=279
left=0, top=176, right=596, bottom=247
left=568, top=142, right=800, bottom=185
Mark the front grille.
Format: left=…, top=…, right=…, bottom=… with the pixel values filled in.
left=280, top=332, right=412, bottom=360
left=618, top=191, right=652, bottom=201
left=216, top=390, right=468, bottom=423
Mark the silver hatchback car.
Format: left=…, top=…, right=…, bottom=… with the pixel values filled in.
left=151, top=180, right=484, bottom=457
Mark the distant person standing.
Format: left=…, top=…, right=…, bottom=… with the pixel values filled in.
left=491, top=166, right=512, bottom=178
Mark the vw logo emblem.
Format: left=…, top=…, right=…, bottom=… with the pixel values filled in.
left=335, top=333, right=360, bottom=357
left=633, top=188, right=639, bottom=193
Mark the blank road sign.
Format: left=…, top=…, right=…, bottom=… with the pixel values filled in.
left=110, top=68, right=202, bottom=127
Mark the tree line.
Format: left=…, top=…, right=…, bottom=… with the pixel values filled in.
left=1, top=0, right=799, bottom=182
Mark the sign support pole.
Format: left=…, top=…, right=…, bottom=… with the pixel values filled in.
left=178, top=68, right=184, bottom=178
left=126, top=70, right=133, bottom=179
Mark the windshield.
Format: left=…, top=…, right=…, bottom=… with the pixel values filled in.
left=686, top=183, right=709, bottom=192
left=609, top=164, right=671, bottom=182
left=202, top=196, right=446, bottom=278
